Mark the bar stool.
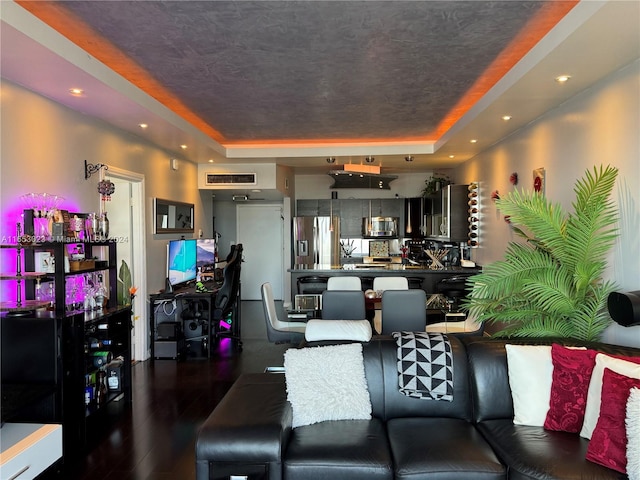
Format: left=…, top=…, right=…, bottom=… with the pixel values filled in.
left=297, top=275, right=330, bottom=295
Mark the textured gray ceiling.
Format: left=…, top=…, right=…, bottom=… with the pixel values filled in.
left=58, top=1, right=547, bottom=143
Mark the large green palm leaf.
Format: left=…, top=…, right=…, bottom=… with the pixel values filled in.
left=463, top=165, right=619, bottom=341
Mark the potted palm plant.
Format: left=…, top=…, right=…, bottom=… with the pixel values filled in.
left=463, top=165, right=619, bottom=341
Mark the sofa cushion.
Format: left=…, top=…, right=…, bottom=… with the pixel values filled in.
left=581, top=353, right=640, bottom=439
left=284, top=343, right=372, bottom=427
left=505, top=344, right=553, bottom=426
left=586, top=369, right=640, bottom=473
left=476, top=419, right=624, bottom=480
left=387, top=417, right=505, bottom=480
left=375, top=335, right=472, bottom=421
left=544, top=344, right=597, bottom=433
left=284, top=418, right=393, bottom=480
left=626, top=388, right=640, bottom=480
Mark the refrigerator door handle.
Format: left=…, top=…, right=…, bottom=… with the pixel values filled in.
left=297, top=240, right=309, bottom=257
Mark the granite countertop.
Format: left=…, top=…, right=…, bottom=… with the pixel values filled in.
left=289, top=265, right=481, bottom=274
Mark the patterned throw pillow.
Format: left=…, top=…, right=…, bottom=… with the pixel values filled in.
left=586, top=368, right=640, bottom=473
left=544, top=344, right=597, bottom=433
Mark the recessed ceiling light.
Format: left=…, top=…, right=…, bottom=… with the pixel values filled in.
left=502, top=115, right=512, bottom=121
left=180, top=144, right=187, bottom=149
left=138, top=123, right=148, bottom=129
left=208, top=159, right=214, bottom=163
left=449, top=155, right=455, bottom=159
left=470, top=139, right=478, bottom=144
left=555, top=75, right=571, bottom=83
left=68, top=88, right=84, bottom=96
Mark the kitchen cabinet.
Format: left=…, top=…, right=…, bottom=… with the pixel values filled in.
left=424, top=185, right=469, bottom=242
left=297, top=198, right=404, bottom=238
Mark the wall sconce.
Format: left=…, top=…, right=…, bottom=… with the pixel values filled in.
left=608, top=291, right=640, bottom=327
left=85, top=160, right=115, bottom=202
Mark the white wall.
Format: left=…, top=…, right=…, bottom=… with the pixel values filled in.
left=0, top=79, right=203, bottom=295
left=452, top=60, right=640, bottom=347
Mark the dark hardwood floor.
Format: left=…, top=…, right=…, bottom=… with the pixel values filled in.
left=47, top=300, right=291, bottom=480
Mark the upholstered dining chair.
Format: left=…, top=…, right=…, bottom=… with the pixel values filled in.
left=261, top=282, right=306, bottom=344
left=381, top=289, right=427, bottom=334
left=372, top=276, right=409, bottom=333
left=327, top=276, right=362, bottom=291
left=321, top=290, right=367, bottom=320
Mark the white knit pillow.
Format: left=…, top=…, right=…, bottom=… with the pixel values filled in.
left=627, top=388, right=640, bottom=480
left=284, top=343, right=372, bottom=428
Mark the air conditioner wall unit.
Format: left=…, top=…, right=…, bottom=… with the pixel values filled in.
left=205, top=173, right=257, bottom=186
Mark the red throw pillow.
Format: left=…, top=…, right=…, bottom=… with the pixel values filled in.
left=586, top=368, right=640, bottom=473
left=544, top=344, right=597, bottom=433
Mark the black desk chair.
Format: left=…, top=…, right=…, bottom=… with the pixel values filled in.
left=213, top=244, right=243, bottom=347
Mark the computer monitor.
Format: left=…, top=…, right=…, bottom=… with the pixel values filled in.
left=166, top=239, right=197, bottom=289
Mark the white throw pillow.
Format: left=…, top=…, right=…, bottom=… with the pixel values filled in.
left=627, top=388, right=640, bottom=480
left=304, top=319, right=372, bottom=342
left=505, top=345, right=553, bottom=426
left=580, top=354, right=640, bottom=439
left=284, top=343, right=372, bottom=428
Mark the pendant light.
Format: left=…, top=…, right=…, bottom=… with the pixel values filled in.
left=406, top=199, right=412, bottom=234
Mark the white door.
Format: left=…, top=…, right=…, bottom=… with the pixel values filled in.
left=237, top=204, right=284, bottom=300
left=105, top=167, right=148, bottom=361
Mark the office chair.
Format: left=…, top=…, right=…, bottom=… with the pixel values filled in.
left=213, top=244, right=243, bottom=347
left=321, top=290, right=366, bottom=320
left=261, top=282, right=306, bottom=344
left=327, top=276, right=362, bottom=291
left=381, top=289, right=427, bottom=334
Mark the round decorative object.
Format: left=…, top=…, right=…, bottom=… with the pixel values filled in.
left=98, top=179, right=115, bottom=201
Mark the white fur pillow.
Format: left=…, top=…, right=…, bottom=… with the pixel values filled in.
left=627, top=388, right=640, bottom=480
left=505, top=345, right=553, bottom=426
left=304, top=319, right=372, bottom=342
left=284, top=343, right=372, bottom=428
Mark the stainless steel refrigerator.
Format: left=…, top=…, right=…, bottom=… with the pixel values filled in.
left=293, top=216, right=340, bottom=267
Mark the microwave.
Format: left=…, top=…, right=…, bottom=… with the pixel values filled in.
left=362, top=216, right=399, bottom=238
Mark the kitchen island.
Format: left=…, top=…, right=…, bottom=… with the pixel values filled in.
left=288, top=264, right=482, bottom=300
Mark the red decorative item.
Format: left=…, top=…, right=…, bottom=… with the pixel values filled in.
left=510, top=172, right=518, bottom=185
left=491, top=190, right=500, bottom=201
left=504, top=215, right=511, bottom=224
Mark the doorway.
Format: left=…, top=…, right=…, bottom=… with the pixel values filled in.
left=105, top=166, right=148, bottom=361
left=236, top=204, right=284, bottom=300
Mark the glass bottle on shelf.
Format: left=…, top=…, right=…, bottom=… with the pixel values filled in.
left=95, top=369, right=107, bottom=405
left=94, top=273, right=107, bottom=309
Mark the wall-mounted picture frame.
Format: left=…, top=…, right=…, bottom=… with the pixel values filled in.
left=153, top=198, right=194, bottom=234
left=533, top=168, right=545, bottom=194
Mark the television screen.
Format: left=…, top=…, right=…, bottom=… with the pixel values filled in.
left=167, top=239, right=197, bottom=287
left=196, top=239, right=217, bottom=274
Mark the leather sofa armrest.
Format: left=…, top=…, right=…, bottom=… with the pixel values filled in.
left=196, top=373, right=291, bottom=480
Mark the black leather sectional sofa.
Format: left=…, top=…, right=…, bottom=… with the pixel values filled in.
left=196, top=336, right=639, bottom=480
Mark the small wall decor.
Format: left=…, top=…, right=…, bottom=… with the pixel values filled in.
left=533, top=168, right=545, bottom=193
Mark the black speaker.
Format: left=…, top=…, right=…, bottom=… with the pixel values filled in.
left=607, top=290, right=640, bottom=327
